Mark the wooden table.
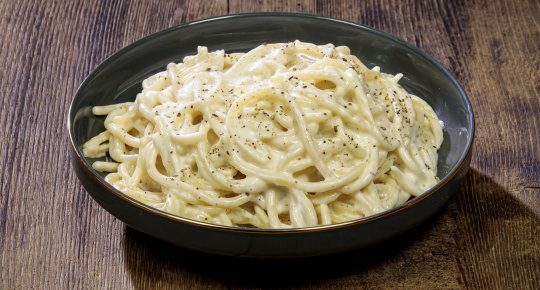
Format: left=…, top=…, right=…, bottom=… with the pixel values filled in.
left=1, top=0, right=538, bottom=289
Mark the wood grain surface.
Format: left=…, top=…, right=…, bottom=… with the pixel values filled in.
left=1, top=0, right=539, bottom=289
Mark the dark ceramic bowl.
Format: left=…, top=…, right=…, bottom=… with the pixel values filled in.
left=68, top=13, right=474, bottom=258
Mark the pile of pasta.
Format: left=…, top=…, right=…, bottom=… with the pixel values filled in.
left=83, top=41, right=443, bottom=228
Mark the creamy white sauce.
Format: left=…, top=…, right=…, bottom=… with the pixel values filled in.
left=83, top=41, right=443, bottom=228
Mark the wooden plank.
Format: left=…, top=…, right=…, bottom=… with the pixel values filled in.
left=450, top=0, right=540, bottom=288
left=229, top=0, right=317, bottom=13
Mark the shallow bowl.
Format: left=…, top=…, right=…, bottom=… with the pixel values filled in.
left=68, top=13, right=474, bottom=258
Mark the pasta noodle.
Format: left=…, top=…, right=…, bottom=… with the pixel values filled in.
left=83, top=41, right=443, bottom=228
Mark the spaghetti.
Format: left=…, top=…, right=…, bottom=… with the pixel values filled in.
left=83, top=41, right=443, bottom=228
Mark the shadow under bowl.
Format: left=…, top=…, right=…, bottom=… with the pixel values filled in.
left=68, top=13, right=474, bottom=258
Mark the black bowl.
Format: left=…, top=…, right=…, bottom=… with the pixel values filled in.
left=68, top=13, right=474, bottom=258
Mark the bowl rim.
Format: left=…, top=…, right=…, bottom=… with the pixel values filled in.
left=68, top=12, right=475, bottom=234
